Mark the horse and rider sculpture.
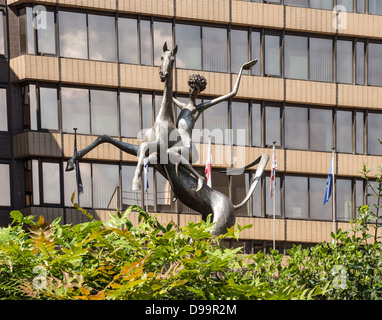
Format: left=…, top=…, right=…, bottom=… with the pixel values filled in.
left=66, top=42, right=269, bottom=236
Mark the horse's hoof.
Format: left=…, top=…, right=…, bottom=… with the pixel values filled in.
left=131, top=178, right=141, bottom=191
left=66, top=159, right=75, bottom=172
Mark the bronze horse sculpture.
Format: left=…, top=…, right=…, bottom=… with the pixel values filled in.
left=66, top=43, right=269, bottom=236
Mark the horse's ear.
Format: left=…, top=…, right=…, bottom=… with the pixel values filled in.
left=172, top=45, right=178, bottom=56
left=163, top=42, right=168, bottom=52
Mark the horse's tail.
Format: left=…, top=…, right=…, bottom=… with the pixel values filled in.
left=221, top=154, right=269, bottom=211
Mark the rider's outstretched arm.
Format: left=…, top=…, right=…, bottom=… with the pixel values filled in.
left=173, top=97, right=187, bottom=110
left=196, top=58, right=258, bottom=114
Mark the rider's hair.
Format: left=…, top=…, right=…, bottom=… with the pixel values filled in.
left=188, top=74, right=207, bottom=92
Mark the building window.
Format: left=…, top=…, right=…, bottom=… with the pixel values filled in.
left=285, top=176, right=308, bottom=219
left=176, top=24, right=201, bottom=70
left=142, top=93, right=154, bottom=134
left=285, top=106, right=308, bottom=150
left=310, top=108, right=333, bottom=152
left=156, top=171, right=175, bottom=213
left=284, top=0, right=308, bottom=7
left=122, top=165, right=141, bottom=209
left=336, top=178, right=353, bottom=221
left=232, top=173, right=250, bottom=216
left=88, top=14, right=116, bottom=62
left=284, top=35, right=308, bottom=80
left=0, top=88, right=7, bottom=132
left=231, top=101, right=249, bottom=146
left=355, top=41, right=365, bottom=85
left=64, top=161, right=92, bottom=207
left=0, top=10, right=5, bottom=56
left=310, top=0, right=333, bottom=9
left=42, top=162, right=61, bottom=204
left=118, top=18, right=139, bottom=64
left=251, top=173, right=262, bottom=217
left=355, top=111, right=364, bottom=154
left=0, top=164, right=11, bottom=207
left=251, top=103, right=262, bottom=147
left=37, top=10, right=56, bottom=55
left=336, top=110, right=353, bottom=153
left=310, top=38, right=333, bottom=82
left=368, top=0, right=382, bottom=15
left=120, top=92, right=140, bottom=138
left=251, top=31, right=261, bottom=76
left=140, top=19, right=152, bottom=66
left=337, top=40, right=353, bottom=84
left=61, top=87, right=90, bottom=134
left=265, top=105, right=281, bottom=147
left=337, top=0, right=353, bottom=12
left=368, top=112, right=382, bottom=155
left=356, top=0, right=366, bottom=13
left=231, top=29, right=249, bottom=74
left=92, top=164, right=119, bottom=209
left=39, top=87, right=58, bottom=131
left=90, top=90, right=118, bottom=136
left=153, top=21, right=172, bottom=67
left=265, top=175, right=281, bottom=217
left=310, top=177, right=332, bottom=221
left=59, top=11, right=88, bottom=59
left=204, top=101, right=229, bottom=145
left=264, top=34, right=281, bottom=77
left=202, top=26, right=228, bottom=73
left=368, top=43, right=382, bottom=86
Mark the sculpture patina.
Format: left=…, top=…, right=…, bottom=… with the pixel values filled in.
left=66, top=43, right=269, bottom=236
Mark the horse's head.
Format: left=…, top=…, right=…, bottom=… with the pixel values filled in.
left=159, top=42, right=178, bottom=82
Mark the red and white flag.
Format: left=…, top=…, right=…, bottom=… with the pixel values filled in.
left=205, top=136, right=212, bottom=188
left=270, top=144, right=277, bottom=198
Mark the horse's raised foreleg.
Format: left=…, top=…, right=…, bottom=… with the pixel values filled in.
left=66, top=134, right=139, bottom=171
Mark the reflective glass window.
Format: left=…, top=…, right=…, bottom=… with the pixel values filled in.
left=310, top=0, right=333, bottom=10
left=92, top=164, right=119, bottom=209
left=356, top=42, right=365, bottom=85
left=90, top=90, right=118, bottom=136
left=285, top=106, right=308, bottom=150
left=0, top=11, right=5, bottom=55
left=251, top=103, right=261, bottom=147
left=265, top=105, right=280, bottom=147
left=336, top=110, right=352, bottom=153
left=42, top=162, right=61, bottom=204
left=251, top=173, right=262, bottom=217
left=337, top=40, right=352, bottom=84
left=284, top=35, right=308, bottom=80
left=310, top=177, right=332, bottom=221
left=142, top=93, right=153, bottom=133
left=176, top=24, right=201, bottom=70
left=0, top=164, right=10, bottom=206
left=232, top=173, right=250, bottom=216
left=203, top=101, right=228, bottom=145
left=32, top=160, right=40, bottom=205
left=88, top=14, right=116, bottom=62
left=37, top=11, right=56, bottom=55
left=369, top=0, right=382, bottom=15
left=310, top=38, right=333, bottom=82
left=264, top=35, right=281, bottom=76
left=61, top=88, right=90, bottom=134
left=120, top=92, right=140, bottom=138
left=203, top=27, right=228, bottom=72
left=284, top=0, right=308, bottom=7
left=232, top=102, right=249, bottom=146
left=285, top=176, right=308, bottom=219
left=310, top=108, right=333, bottom=151
left=40, top=87, right=58, bottom=130
left=122, top=165, right=141, bottom=209
left=118, top=18, right=139, bottom=64
left=59, top=11, right=87, bottom=59
left=153, top=21, right=172, bottom=66
left=368, top=113, right=382, bottom=155
left=156, top=171, right=175, bottom=212
left=0, top=88, right=7, bottom=131
left=336, top=179, right=353, bottom=221
left=231, top=30, right=248, bottom=74
left=251, top=31, right=261, bottom=76
left=355, top=111, right=364, bottom=154
left=64, top=162, right=92, bottom=207
left=140, top=20, right=152, bottom=65
left=337, top=0, right=353, bottom=12
left=368, top=43, right=382, bottom=86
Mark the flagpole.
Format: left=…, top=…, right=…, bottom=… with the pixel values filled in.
left=332, top=148, right=336, bottom=235
left=272, top=141, right=276, bottom=251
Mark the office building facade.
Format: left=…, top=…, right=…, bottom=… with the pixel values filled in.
left=0, top=0, right=381, bottom=254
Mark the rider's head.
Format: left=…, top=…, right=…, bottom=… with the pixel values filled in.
left=188, top=74, right=207, bottom=99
